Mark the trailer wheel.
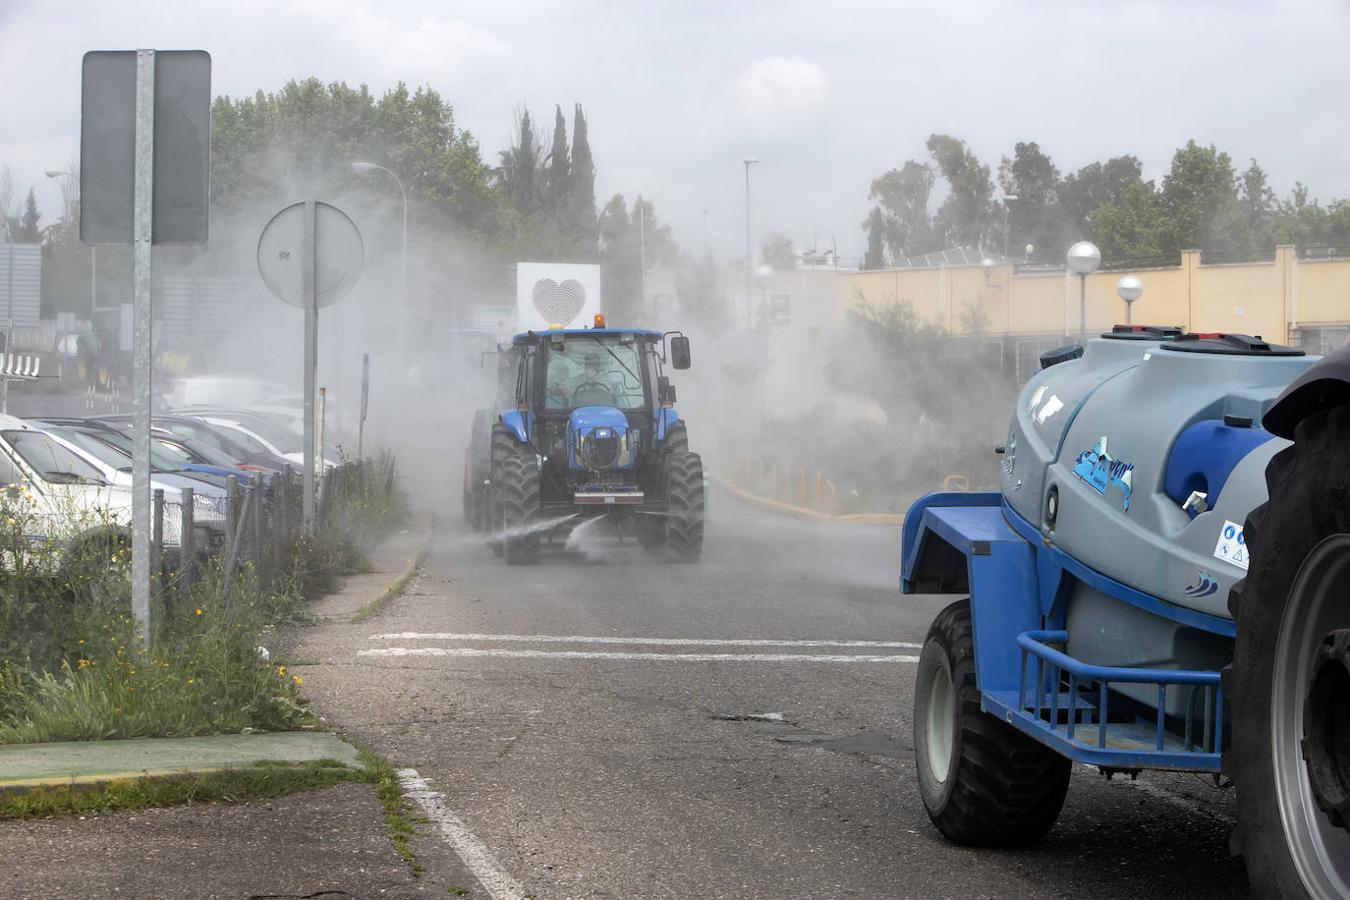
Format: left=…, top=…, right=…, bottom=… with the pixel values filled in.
left=492, top=424, right=541, bottom=565
left=664, top=450, right=704, bottom=563
left=1227, top=403, right=1350, bottom=899
left=914, top=599, right=1071, bottom=847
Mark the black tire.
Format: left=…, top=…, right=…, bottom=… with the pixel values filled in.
left=914, top=599, right=1071, bottom=847
left=664, top=422, right=689, bottom=453
left=487, top=425, right=514, bottom=557
left=492, top=424, right=541, bottom=565
left=1226, top=403, right=1350, bottom=899
left=665, top=450, right=704, bottom=562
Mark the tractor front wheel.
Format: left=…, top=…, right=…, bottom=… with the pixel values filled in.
left=664, top=449, right=704, bottom=563
left=914, top=599, right=1071, bottom=847
left=1227, top=403, right=1350, bottom=899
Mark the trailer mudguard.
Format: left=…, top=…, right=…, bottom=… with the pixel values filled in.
left=901, top=492, right=1040, bottom=696
left=1263, top=344, right=1350, bottom=438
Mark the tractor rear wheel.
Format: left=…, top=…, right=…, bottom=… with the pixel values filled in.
left=914, top=599, right=1071, bottom=847
left=664, top=422, right=689, bottom=453
left=492, top=424, right=541, bottom=565
left=664, top=449, right=704, bottom=563
left=1227, top=403, right=1350, bottom=899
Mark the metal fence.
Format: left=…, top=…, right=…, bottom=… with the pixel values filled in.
left=149, top=460, right=373, bottom=602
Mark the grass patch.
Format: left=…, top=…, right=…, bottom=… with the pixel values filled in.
left=360, top=749, right=424, bottom=876
left=350, top=547, right=426, bottom=625
left=0, top=758, right=365, bottom=820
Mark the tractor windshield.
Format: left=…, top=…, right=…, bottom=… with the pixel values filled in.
left=545, top=337, right=647, bottom=410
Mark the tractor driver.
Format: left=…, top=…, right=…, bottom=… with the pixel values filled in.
left=547, top=350, right=615, bottom=408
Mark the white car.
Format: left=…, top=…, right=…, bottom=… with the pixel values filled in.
left=0, top=415, right=178, bottom=557
left=180, top=411, right=338, bottom=471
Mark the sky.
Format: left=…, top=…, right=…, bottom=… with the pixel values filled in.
left=2, top=0, right=1350, bottom=263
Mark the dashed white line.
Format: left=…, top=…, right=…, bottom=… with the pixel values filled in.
left=368, top=631, right=922, bottom=649
left=397, top=768, right=527, bottom=900
left=360, top=647, right=919, bottom=663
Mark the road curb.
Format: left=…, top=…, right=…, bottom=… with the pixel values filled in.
left=713, top=475, right=904, bottom=526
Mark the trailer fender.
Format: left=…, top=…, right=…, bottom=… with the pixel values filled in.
left=1262, top=344, right=1350, bottom=439
left=901, top=492, right=1041, bottom=695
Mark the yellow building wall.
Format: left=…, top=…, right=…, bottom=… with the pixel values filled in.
left=840, top=246, right=1350, bottom=343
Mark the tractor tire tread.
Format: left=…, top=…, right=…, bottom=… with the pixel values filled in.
left=664, top=449, right=704, bottom=563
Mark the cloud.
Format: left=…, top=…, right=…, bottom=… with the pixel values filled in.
left=731, top=56, right=829, bottom=125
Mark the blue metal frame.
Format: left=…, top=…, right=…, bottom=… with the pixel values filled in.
left=901, top=491, right=1227, bottom=772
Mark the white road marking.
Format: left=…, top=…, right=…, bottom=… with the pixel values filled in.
left=369, top=631, right=922, bottom=649
left=397, top=768, right=527, bottom=900
left=360, top=647, right=919, bottom=663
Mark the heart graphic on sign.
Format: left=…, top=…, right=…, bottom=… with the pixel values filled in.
left=532, top=278, right=586, bottom=325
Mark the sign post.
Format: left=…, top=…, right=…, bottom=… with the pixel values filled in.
left=130, top=49, right=156, bottom=649
left=358, top=352, right=369, bottom=460
left=257, top=201, right=363, bottom=533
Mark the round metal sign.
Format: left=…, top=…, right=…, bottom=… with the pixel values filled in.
left=257, top=201, right=364, bottom=308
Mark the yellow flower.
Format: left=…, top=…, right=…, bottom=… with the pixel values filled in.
left=291, top=675, right=302, bottom=685
left=186, top=678, right=194, bottom=685
left=77, top=658, right=91, bottom=669
left=77, top=639, right=84, bottom=645
left=276, top=665, right=286, bottom=677
left=194, top=608, right=204, bottom=616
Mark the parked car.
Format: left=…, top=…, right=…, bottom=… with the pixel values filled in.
left=35, top=422, right=228, bottom=540
left=0, top=415, right=180, bottom=561
left=172, top=408, right=337, bottom=470
left=92, top=415, right=293, bottom=472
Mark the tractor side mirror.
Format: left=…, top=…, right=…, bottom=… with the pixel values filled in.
left=658, top=375, right=677, bottom=404
left=670, top=336, right=691, bottom=370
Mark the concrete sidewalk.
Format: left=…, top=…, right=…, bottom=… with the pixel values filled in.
left=309, top=514, right=431, bottom=621
left=0, top=732, right=359, bottom=789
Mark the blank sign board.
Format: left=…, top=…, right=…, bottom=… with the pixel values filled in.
left=80, top=50, right=211, bottom=244
left=256, top=202, right=365, bottom=308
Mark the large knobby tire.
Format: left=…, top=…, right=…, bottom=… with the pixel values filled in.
left=914, top=599, right=1071, bottom=847
left=1226, top=403, right=1350, bottom=899
left=493, top=425, right=542, bottom=565
left=664, top=422, right=689, bottom=453
left=487, top=425, right=515, bottom=557
left=665, top=450, right=704, bottom=563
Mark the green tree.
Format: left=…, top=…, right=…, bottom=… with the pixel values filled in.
left=1157, top=140, right=1238, bottom=255
left=761, top=232, right=795, bottom=270
left=862, top=207, right=886, bottom=269
left=568, top=104, right=597, bottom=253
left=500, top=109, right=543, bottom=217
left=997, top=142, right=1063, bottom=261
left=867, top=160, right=934, bottom=259
left=545, top=105, right=570, bottom=222
left=1091, top=179, right=1167, bottom=261
left=926, top=134, right=994, bottom=250
left=1057, top=156, right=1146, bottom=241
left=13, top=188, right=39, bottom=242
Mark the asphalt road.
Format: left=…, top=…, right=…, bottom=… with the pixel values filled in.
left=294, top=491, right=1250, bottom=899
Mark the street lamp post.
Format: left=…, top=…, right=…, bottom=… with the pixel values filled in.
left=351, top=161, right=408, bottom=327
left=45, top=170, right=96, bottom=318
left=1066, top=241, right=1101, bottom=345
left=743, top=158, right=758, bottom=329
left=1116, top=275, right=1143, bottom=325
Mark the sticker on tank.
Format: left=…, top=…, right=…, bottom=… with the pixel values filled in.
left=1214, top=520, right=1249, bottom=570
left=1071, top=436, right=1134, bottom=510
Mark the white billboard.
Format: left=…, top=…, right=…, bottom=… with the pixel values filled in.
left=516, top=262, right=601, bottom=332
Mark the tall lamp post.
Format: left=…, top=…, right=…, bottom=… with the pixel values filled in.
left=1066, top=240, right=1101, bottom=345
left=44, top=170, right=96, bottom=318
left=1116, top=275, right=1143, bottom=325
left=743, top=157, right=758, bottom=329
left=351, top=161, right=408, bottom=322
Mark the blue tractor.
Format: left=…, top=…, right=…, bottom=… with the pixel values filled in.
left=485, top=319, right=703, bottom=564
left=902, top=326, right=1350, bottom=897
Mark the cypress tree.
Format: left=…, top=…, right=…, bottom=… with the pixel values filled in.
left=547, top=104, right=570, bottom=221
left=569, top=103, right=597, bottom=253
